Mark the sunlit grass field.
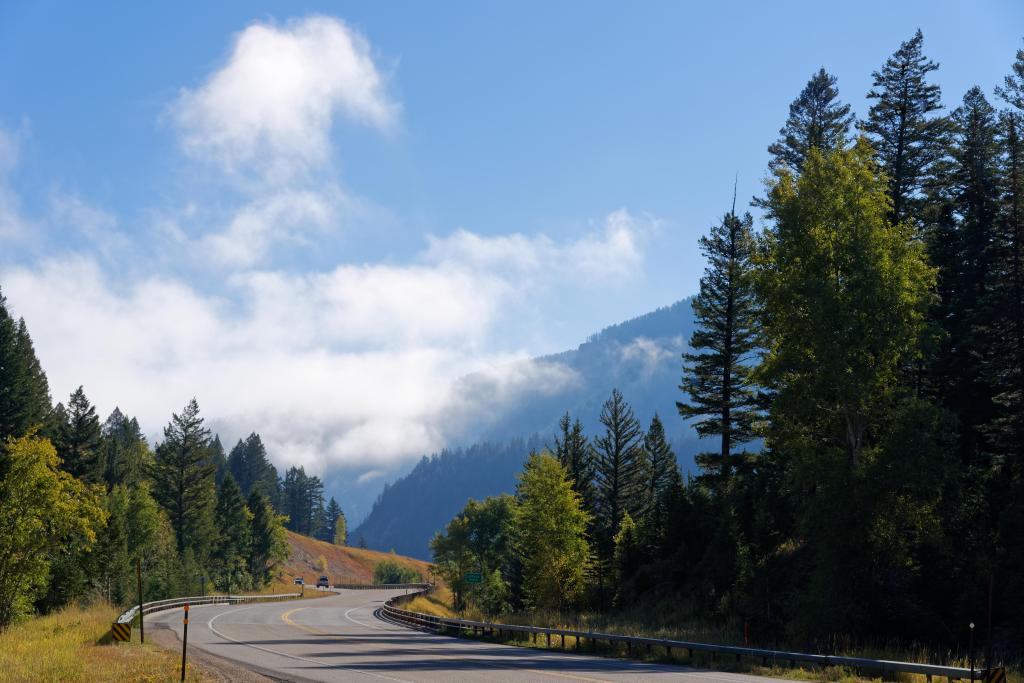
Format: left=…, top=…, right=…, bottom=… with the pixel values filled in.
left=0, top=602, right=211, bottom=683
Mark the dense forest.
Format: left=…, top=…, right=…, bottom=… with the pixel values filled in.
left=430, top=32, right=1024, bottom=659
left=0, top=299, right=351, bottom=630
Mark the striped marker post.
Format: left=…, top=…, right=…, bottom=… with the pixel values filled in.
left=111, top=622, right=131, bottom=642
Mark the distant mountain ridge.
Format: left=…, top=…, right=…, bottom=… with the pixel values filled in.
left=353, top=296, right=701, bottom=559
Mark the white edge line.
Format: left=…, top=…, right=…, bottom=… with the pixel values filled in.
left=206, top=603, right=414, bottom=683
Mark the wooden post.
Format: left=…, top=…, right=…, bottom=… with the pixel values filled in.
left=180, top=604, right=189, bottom=682
left=136, top=558, right=144, bottom=644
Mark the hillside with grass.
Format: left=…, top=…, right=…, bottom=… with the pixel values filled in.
left=278, top=531, right=432, bottom=585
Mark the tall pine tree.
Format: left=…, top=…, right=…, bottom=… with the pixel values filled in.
left=213, top=474, right=251, bottom=591
left=863, top=29, right=947, bottom=227
left=56, top=387, right=103, bottom=483
left=0, top=293, right=51, bottom=444
left=592, top=389, right=645, bottom=567
left=679, top=203, right=760, bottom=478
left=553, top=412, right=595, bottom=514
left=767, top=68, right=853, bottom=174
left=151, top=399, right=216, bottom=558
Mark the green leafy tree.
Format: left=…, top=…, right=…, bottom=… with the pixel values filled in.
left=758, top=140, right=937, bottom=633
left=373, top=559, right=421, bottom=584
left=431, top=512, right=474, bottom=610
left=511, top=451, right=591, bottom=611
left=863, top=29, right=947, bottom=227
left=334, top=511, right=348, bottom=546
left=150, top=398, right=216, bottom=558
left=767, top=68, right=853, bottom=174
left=0, top=434, right=105, bottom=629
left=680, top=205, right=760, bottom=479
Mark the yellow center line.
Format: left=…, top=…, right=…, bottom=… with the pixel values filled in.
left=281, top=607, right=331, bottom=636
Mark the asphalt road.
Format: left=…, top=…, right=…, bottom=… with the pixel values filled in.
left=147, top=589, right=781, bottom=683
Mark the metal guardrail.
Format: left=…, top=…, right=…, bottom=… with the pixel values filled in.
left=116, top=591, right=302, bottom=625
left=333, top=583, right=431, bottom=590
left=380, top=588, right=985, bottom=682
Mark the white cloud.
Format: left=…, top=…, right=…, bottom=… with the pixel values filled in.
left=423, top=208, right=650, bottom=283
left=49, top=191, right=132, bottom=262
left=620, top=336, right=683, bottom=370
left=0, top=254, right=568, bottom=476
left=198, top=189, right=338, bottom=268
left=171, top=16, right=397, bottom=182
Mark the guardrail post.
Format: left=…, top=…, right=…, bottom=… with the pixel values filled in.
left=546, top=632, right=551, bottom=647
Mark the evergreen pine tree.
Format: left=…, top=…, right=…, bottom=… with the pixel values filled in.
left=592, top=389, right=645, bottom=561
left=0, top=294, right=51, bottom=444
left=990, top=46, right=1024, bottom=464
left=640, top=414, right=679, bottom=526
left=13, top=319, right=51, bottom=435
left=863, top=29, right=947, bottom=227
left=209, top=435, right=228, bottom=487
left=679, top=204, right=760, bottom=479
left=248, top=489, right=287, bottom=587
left=213, top=474, right=251, bottom=591
left=322, top=497, right=343, bottom=542
left=767, top=68, right=853, bottom=174
left=553, top=413, right=595, bottom=513
left=227, top=433, right=280, bottom=508
left=56, top=386, right=103, bottom=483
left=150, top=399, right=216, bottom=558
left=933, top=88, right=1002, bottom=465
left=101, top=408, right=150, bottom=488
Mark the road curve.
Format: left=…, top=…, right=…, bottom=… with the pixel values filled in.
left=147, top=588, right=782, bottom=683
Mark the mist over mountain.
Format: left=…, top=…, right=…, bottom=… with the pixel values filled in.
left=353, top=296, right=702, bottom=559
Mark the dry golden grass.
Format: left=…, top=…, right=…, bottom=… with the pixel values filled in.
left=281, top=531, right=433, bottom=585
left=401, top=588, right=455, bottom=618
left=0, top=602, right=211, bottom=682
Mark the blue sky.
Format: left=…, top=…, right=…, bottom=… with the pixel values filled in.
left=1, top=1, right=1022, bottom=491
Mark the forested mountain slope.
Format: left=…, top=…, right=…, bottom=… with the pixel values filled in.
left=354, top=297, right=700, bottom=559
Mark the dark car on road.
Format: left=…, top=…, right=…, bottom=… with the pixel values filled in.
left=316, top=575, right=329, bottom=588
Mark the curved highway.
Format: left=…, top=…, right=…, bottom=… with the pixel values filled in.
left=148, top=589, right=782, bottom=682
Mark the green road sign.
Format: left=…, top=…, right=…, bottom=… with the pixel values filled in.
left=465, top=572, right=482, bottom=584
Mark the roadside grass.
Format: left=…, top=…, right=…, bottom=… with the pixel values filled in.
left=0, top=601, right=211, bottom=682
left=401, top=584, right=455, bottom=618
